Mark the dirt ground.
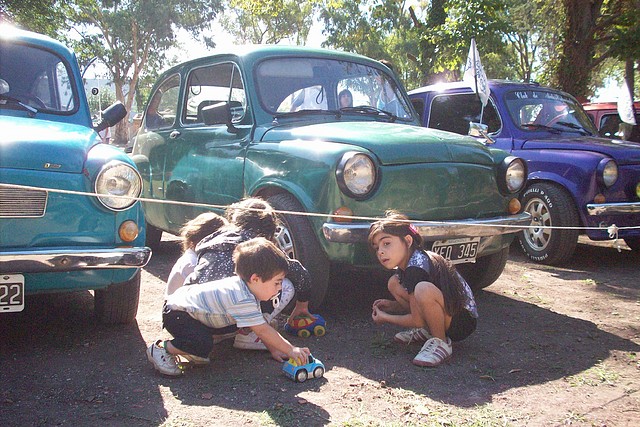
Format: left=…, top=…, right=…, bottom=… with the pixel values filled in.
left=1, top=235, right=639, bottom=426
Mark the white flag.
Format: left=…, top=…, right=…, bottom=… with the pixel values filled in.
left=618, top=80, right=637, bottom=125
left=463, top=38, right=490, bottom=107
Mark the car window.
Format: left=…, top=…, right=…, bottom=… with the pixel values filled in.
left=145, top=74, right=180, bottom=130
left=428, top=93, right=501, bottom=135
left=504, top=89, right=597, bottom=135
left=0, top=42, right=77, bottom=113
left=183, top=62, right=246, bottom=125
left=411, top=98, right=425, bottom=123
left=257, top=57, right=413, bottom=120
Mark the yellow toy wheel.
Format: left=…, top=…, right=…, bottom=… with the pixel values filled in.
left=298, top=329, right=311, bottom=338
left=313, top=325, right=326, bottom=336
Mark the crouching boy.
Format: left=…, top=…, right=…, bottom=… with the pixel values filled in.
left=147, top=237, right=311, bottom=376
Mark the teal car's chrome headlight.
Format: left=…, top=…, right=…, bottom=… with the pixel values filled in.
left=500, top=157, right=527, bottom=194
left=95, top=161, right=143, bottom=210
left=598, top=158, right=618, bottom=188
left=336, top=152, right=377, bottom=199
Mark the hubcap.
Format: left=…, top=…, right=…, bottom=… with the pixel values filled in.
left=274, top=222, right=295, bottom=259
left=523, top=197, right=552, bottom=251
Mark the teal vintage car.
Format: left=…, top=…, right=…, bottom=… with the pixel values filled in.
left=0, top=28, right=151, bottom=323
left=132, top=45, right=530, bottom=307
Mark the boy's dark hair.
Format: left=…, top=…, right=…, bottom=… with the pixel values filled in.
left=233, top=237, right=288, bottom=282
left=225, top=198, right=277, bottom=240
left=180, top=212, right=228, bottom=252
left=367, top=210, right=423, bottom=251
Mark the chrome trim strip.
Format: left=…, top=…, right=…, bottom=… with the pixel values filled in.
left=322, top=212, right=532, bottom=244
left=0, top=247, right=152, bottom=273
left=586, top=202, right=640, bottom=215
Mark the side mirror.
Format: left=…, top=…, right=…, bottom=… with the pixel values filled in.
left=202, top=101, right=239, bottom=133
left=94, top=101, right=127, bottom=132
left=468, top=122, right=495, bottom=144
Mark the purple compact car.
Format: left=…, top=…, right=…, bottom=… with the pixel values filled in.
left=409, top=81, right=640, bottom=265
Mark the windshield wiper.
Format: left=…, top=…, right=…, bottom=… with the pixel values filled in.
left=520, top=123, right=561, bottom=134
left=0, top=93, right=38, bottom=117
left=552, top=121, right=591, bottom=135
left=274, top=109, right=342, bottom=120
left=340, top=105, right=397, bottom=122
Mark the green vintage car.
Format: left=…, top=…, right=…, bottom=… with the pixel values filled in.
left=132, top=46, right=530, bottom=307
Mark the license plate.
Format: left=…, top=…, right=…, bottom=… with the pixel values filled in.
left=431, top=237, right=480, bottom=264
left=0, top=274, right=25, bottom=312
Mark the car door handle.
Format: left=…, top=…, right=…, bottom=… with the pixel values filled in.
left=169, top=130, right=181, bottom=139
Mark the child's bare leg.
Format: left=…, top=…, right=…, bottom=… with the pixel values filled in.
left=411, top=282, right=452, bottom=341
left=387, top=275, right=410, bottom=311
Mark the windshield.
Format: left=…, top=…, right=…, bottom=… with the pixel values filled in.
left=504, top=89, right=597, bottom=136
left=255, top=57, right=413, bottom=121
left=0, top=42, right=77, bottom=114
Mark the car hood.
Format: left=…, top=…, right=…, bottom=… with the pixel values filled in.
left=521, top=135, right=640, bottom=165
left=260, top=121, right=496, bottom=166
left=0, top=115, right=98, bottom=173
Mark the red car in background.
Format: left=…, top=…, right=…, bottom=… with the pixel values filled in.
left=583, top=101, right=640, bottom=142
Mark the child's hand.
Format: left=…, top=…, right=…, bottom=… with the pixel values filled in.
left=269, top=349, right=289, bottom=362
left=372, top=298, right=393, bottom=311
left=289, top=346, right=311, bottom=366
left=372, top=305, right=387, bottom=325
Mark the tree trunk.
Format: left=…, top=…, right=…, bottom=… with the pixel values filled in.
left=557, top=0, right=603, bottom=100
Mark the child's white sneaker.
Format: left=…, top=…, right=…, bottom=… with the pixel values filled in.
left=394, top=327, right=432, bottom=345
left=147, top=340, right=182, bottom=376
left=233, top=328, right=267, bottom=350
left=180, top=353, right=211, bottom=365
left=412, top=337, right=452, bottom=367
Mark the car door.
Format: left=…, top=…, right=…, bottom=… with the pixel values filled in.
left=163, top=61, right=250, bottom=231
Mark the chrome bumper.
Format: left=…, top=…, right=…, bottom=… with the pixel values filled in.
left=586, top=202, right=640, bottom=216
left=0, top=247, right=152, bottom=273
left=322, top=212, right=532, bottom=244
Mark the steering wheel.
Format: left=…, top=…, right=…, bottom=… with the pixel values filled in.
left=19, top=94, right=47, bottom=109
left=546, top=113, right=568, bottom=127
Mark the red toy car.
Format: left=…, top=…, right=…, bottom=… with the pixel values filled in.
left=284, top=314, right=326, bottom=338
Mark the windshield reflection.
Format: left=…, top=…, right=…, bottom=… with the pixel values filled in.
left=505, top=89, right=596, bottom=136
left=255, top=57, right=413, bottom=121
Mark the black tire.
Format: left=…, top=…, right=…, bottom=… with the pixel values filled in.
left=456, top=246, right=509, bottom=291
left=517, top=183, right=579, bottom=265
left=145, top=221, right=163, bottom=251
left=624, top=238, right=640, bottom=251
left=94, top=271, right=141, bottom=324
left=313, top=366, right=325, bottom=379
left=295, top=369, right=308, bottom=383
left=267, top=193, right=330, bottom=309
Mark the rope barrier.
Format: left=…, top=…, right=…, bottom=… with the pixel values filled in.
left=2, top=182, right=640, bottom=233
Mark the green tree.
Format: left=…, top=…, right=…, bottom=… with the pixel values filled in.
left=0, top=0, right=70, bottom=38
left=320, top=0, right=422, bottom=88
left=67, top=0, right=222, bottom=145
left=557, top=0, right=639, bottom=99
left=220, top=0, right=319, bottom=45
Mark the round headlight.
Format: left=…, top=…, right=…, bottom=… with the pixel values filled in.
left=336, top=152, right=377, bottom=199
left=600, top=159, right=618, bottom=188
left=501, top=157, right=526, bottom=193
left=95, top=161, right=143, bottom=210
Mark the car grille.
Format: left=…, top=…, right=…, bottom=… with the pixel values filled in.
left=0, top=186, right=48, bottom=218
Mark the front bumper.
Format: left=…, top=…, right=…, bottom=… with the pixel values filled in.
left=0, top=247, right=152, bottom=274
left=322, top=212, right=532, bottom=243
left=586, top=202, right=640, bottom=215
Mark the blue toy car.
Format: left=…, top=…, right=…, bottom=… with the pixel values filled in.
left=284, top=314, right=326, bottom=338
left=283, top=354, right=325, bottom=383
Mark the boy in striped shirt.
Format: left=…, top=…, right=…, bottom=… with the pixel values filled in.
left=147, top=237, right=311, bottom=376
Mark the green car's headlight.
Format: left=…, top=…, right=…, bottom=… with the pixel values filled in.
left=95, top=161, right=143, bottom=210
left=500, top=156, right=527, bottom=194
left=336, top=152, right=377, bottom=199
